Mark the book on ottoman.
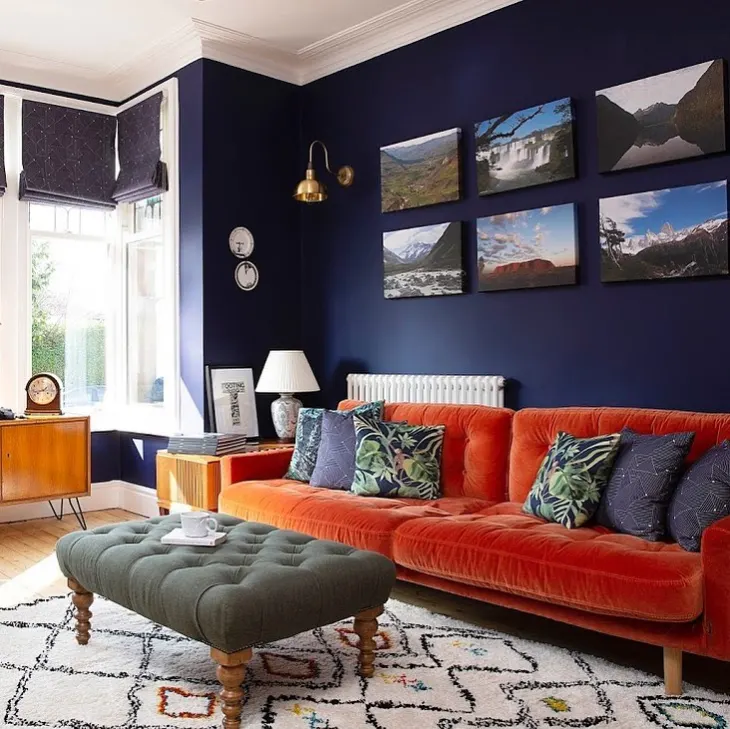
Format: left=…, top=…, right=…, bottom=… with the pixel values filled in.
left=160, top=528, right=228, bottom=547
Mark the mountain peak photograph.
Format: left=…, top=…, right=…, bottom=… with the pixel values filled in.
left=600, top=181, right=729, bottom=282
left=383, top=222, right=464, bottom=299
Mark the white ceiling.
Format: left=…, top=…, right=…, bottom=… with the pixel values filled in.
left=0, top=0, right=519, bottom=101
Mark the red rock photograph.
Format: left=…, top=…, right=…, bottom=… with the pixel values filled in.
left=477, top=204, right=578, bottom=292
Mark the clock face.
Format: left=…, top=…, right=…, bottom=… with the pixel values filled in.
left=229, top=227, right=254, bottom=259
left=28, top=376, right=58, bottom=405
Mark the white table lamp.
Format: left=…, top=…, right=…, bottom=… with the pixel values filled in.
left=255, top=350, right=320, bottom=441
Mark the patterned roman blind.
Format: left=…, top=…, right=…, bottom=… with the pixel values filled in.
left=20, top=100, right=116, bottom=209
left=113, top=92, right=168, bottom=204
left=0, top=96, right=6, bottom=196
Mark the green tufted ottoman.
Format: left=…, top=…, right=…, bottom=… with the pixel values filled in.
left=56, top=514, right=396, bottom=728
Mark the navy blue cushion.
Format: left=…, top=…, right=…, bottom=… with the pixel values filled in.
left=668, top=440, right=730, bottom=552
left=596, top=428, right=695, bottom=540
left=309, top=410, right=360, bottom=490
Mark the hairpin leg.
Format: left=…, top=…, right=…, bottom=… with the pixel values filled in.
left=49, top=498, right=87, bottom=530
left=69, top=498, right=87, bottom=531
left=48, top=499, right=65, bottom=521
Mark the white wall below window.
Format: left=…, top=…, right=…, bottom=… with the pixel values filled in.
left=0, top=481, right=160, bottom=524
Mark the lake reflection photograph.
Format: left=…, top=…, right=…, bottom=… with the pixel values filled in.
left=597, top=60, right=726, bottom=172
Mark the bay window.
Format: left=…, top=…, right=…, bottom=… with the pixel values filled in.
left=0, top=81, right=180, bottom=434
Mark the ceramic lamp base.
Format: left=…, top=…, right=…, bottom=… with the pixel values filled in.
left=271, top=394, right=301, bottom=442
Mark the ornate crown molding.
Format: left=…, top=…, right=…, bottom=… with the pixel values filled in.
left=0, top=0, right=520, bottom=101
left=296, top=0, right=520, bottom=84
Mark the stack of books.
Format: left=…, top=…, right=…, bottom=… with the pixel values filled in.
left=167, top=433, right=250, bottom=456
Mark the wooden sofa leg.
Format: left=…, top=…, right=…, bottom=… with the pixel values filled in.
left=664, top=646, right=682, bottom=695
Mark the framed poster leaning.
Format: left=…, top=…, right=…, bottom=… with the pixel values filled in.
left=205, top=366, right=259, bottom=438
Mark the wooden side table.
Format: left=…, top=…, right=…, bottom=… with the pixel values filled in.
left=156, top=442, right=287, bottom=515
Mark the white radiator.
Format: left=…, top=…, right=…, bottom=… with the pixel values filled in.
left=346, top=374, right=505, bottom=407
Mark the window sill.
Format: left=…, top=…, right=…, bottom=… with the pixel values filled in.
left=87, top=408, right=178, bottom=438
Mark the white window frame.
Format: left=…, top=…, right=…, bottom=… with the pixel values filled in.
left=0, top=79, right=182, bottom=436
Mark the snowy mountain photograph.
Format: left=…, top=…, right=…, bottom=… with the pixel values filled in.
left=596, top=60, right=726, bottom=172
left=380, top=128, right=461, bottom=213
left=383, top=222, right=464, bottom=299
left=600, top=181, right=729, bottom=282
left=474, top=98, right=575, bottom=196
left=477, top=204, right=578, bottom=291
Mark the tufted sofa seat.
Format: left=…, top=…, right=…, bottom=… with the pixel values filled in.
left=55, top=515, right=395, bottom=653
left=392, top=502, right=703, bottom=622
left=220, top=478, right=491, bottom=558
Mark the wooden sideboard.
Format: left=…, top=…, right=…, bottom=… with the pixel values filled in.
left=0, top=416, right=90, bottom=505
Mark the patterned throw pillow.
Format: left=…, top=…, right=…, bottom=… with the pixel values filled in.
left=309, top=410, right=361, bottom=490
left=523, top=431, right=621, bottom=528
left=667, top=440, right=730, bottom=552
left=351, top=417, right=445, bottom=500
left=285, top=401, right=384, bottom=482
left=596, top=428, right=695, bottom=540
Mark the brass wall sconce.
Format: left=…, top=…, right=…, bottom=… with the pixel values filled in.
left=294, top=140, right=354, bottom=203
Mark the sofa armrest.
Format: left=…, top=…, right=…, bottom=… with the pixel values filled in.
left=701, top=514, right=730, bottom=657
left=220, top=448, right=294, bottom=488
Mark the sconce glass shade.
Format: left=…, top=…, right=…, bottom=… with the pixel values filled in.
left=293, top=167, right=327, bottom=203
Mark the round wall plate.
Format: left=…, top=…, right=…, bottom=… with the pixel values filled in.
left=235, top=261, right=259, bottom=291
left=229, top=227, right=254, bottom=258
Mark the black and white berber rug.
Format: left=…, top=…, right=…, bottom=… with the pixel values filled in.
left=0, top=595, right=727, bottom=728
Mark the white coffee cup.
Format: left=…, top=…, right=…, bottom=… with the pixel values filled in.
left=180, top=511, right=218, bottom=538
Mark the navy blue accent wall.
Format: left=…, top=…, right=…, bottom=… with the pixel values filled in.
left=178, top=60, right=206, bottom=420
left=200, top=60, right=302, bottom=437
left=90, top=431, right=120, bottom=482
left=119, top=433, right=168, bottom=488
left=300, top=0, right=730, bottom=413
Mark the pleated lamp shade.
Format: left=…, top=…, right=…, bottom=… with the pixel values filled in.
left=256, top=350, right=320, bottom=394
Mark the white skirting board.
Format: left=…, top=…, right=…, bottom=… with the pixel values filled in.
left=0, top=481, right=160, bottom=524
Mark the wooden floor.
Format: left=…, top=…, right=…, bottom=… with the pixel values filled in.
left=0, top=509, right=140, bottom=605
left=1, top=509, right=727, bottom=695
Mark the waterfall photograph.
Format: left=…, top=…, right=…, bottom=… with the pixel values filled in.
left=380, top=128, right=461, bottom=213
left=600, top=181, right=729, bottom=282
left=383, top=222, right=464, bottom=299
left=596, top=60, right=726, bottom=173
left=474, top=98, right=575, bottom=196
left=477, top=204, right=578, bottom=292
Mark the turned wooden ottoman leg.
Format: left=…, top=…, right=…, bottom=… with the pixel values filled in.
left=211, top=647, right=252, bottom=729
left=354, top=606, right=384, bottom=678
left=68, top=578, right=94, bottom=645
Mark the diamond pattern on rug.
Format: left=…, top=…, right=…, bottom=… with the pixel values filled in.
left=157, top=686, right=217, bottom=719
left=0, top=595, right=729, bottom=728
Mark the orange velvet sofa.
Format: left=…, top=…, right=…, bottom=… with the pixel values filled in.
left=220, top=401, right=730, bottom=694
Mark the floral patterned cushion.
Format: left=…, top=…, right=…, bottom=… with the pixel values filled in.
left=351, top=416, right=445, bottom=500
left=523, top=431, right=621, bottom=529
left=285, top=401, right=384, bottom=482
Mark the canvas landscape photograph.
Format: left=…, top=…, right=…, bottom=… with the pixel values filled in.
left=596, top=60, right=726, bottom=172
left=600, top=181, right=729, bottom=282
left=383, top=222, right=464, bottom=299
left=380, top=128, right=461, bottom=212
left=474, top=98, right=576, bottom=196
left=477, top=204, right=578, bottom=292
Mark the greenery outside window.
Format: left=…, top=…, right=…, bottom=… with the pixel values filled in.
left=30, top=205, right=113, bottom=410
